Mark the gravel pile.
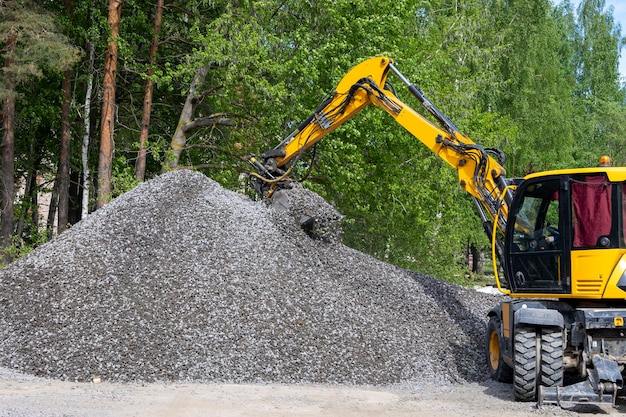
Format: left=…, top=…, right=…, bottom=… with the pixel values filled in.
left=0, top=169, right=502, bottom=385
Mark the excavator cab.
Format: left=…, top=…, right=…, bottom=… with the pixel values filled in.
left=503, top=169, right=626, bottom=298
left=490, top=168, right=626, bottom=405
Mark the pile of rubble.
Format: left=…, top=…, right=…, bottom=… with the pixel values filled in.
left=0, top=170, right=501, bottom=385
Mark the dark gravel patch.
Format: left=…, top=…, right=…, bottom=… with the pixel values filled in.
left=0, top=169, right=502, bottom=385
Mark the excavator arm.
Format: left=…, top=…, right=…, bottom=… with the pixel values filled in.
left=249, top=56, right=510, bottom=238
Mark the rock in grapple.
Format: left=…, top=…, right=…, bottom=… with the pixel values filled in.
left=267, top=185, right=344, bottom=242
left=0, top=169, right=501, bottom=385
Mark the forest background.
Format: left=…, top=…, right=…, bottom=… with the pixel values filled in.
left=0, top=0, right=624, bottom=281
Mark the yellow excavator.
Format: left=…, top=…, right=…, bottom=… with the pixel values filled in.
left=248, top=56, right=626, bottom=406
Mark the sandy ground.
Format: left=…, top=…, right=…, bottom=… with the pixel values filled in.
left=1, top=369, right=622, bottom=417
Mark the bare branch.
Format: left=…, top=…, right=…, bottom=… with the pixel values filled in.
left=181, top=113, right=236, bottom=133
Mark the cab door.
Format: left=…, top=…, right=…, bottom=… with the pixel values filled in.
left=505, top=176, right=570, bottom=294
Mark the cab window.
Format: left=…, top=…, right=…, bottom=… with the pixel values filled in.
left=571, top=174, right=618, bottom=249
left=512, top=180, right=560, bottom=252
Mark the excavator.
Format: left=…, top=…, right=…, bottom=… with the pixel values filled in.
left=248, top=56, right=626, bottom=406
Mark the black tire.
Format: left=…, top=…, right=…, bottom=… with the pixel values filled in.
left=513, top=326, right=538, bottom=401
left=486, top=315, right=513, bottom=382
left=513, top=326, right=564, bottom=402
left=540, top=328, right=564, bottom=387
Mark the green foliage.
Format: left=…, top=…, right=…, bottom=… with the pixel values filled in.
left=0, top=230, right=49, bottom=268
left=570, top=0, right=626, bottom=168
left=0, top=0, right=81, bottom=92
left=111, top=157, right=141, bottom=198
left=489, top=0, right=580, bottom=175
left=5, top=0, right=626, bottom=281
left=0, top=202, right=50, bottom=266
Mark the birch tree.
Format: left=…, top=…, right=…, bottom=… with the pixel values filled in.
left=82, top=43, right=96, bottom=219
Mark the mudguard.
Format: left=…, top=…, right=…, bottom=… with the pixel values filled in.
left=514, top=306, right=564, bottom=328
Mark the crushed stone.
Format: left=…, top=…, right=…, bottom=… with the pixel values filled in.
left=0, top=169, right=503, bottom=385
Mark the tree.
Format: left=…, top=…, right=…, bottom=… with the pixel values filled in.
left=165, top=2, right=287, bottom=174
left=573, top=0, right=626, bottom=165
left=57, top=66, right=72, bottom=233
left=1, top=26, right=17, bottom=259
left=135, top=0, right=164, bottom=181
left=576, top=0, right=623, bottom=101
left=0, top=0, right=80, bottom=259
left=56, top=0, right=75, bottom=233
left=491, top=0, right=578, bottom=175
left=82, top=43, right=96, bottom=219
left=166, top=65, right=235, bottom=170
left=97, top=0, right=122, bottom=208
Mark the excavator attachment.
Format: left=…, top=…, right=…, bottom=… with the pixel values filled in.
left=267, top=185, right=344, bottom=241
left=247, top=55, right=509, bottom=240
left=271, top=188, right=316, bottom=232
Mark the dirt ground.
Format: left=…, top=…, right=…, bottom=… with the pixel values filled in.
left=1, top=370, right=623, bottom=417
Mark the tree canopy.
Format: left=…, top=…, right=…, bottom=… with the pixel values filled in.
left=1, top=0, right=625, bottom=279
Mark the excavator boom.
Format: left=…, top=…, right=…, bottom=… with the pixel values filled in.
left=250, top=57, right=509, bottom=238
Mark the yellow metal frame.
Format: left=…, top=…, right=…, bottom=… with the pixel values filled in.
left=271, top=56, right=507, bottom=229
left=492, top=185, right=514, bottom=295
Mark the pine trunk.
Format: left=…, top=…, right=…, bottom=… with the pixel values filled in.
left=136, top=0, right=163, bottom=181
left=1, top=31, right=17, bottom=260
left=58, top=69, right=72, bottom=231
left=97, top=0, right=122, bottom=208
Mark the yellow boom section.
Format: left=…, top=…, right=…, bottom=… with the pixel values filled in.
left=264, top=56, right=508, bottom=233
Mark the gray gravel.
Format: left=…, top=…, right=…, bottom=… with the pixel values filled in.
left=0, top=169, right=502, bottom=385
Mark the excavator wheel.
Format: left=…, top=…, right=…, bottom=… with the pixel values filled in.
left=513, top=325, right=564, bottom=402
left=514, top=325, right=538, bottom=401
left=486, top=315, right=513, bottom=383
left=539, top=327, right=564, bottom=388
